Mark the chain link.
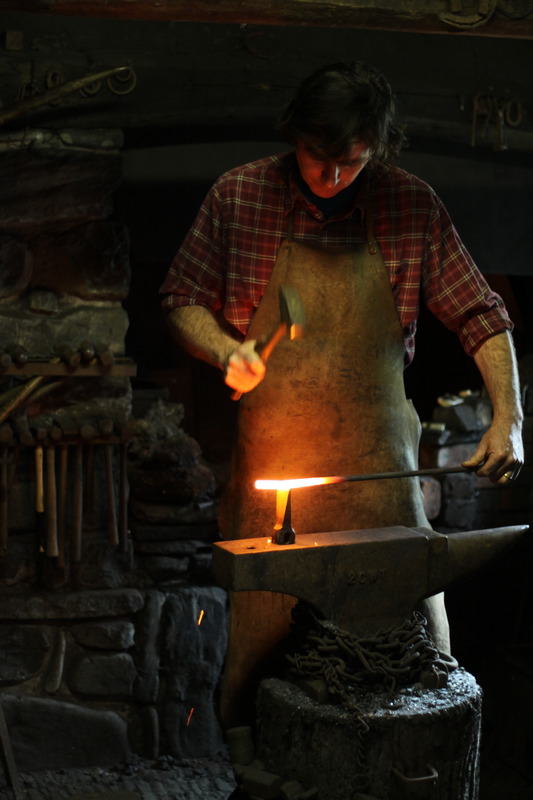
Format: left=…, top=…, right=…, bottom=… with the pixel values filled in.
left=285, top=603, right=447, bottom=793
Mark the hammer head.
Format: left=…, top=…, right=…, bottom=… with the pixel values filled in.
left=254, top=285, right=306, bottom=366
left=279, top=286, right=305, bottom=341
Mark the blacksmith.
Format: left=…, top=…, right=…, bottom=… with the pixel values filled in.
left=160, top=61, right=523, bottom=721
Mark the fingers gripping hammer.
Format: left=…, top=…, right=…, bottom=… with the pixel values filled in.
left=232, top=286, right=306, bottom=401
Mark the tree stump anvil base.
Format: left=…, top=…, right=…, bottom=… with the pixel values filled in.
left=255, top=672, right=482, bottom=800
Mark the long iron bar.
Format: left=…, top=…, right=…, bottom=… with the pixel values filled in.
left=334, top=465, right=470, bottom=483
left=256, top=466, right=471, bottom=492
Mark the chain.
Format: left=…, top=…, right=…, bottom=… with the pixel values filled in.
left=285, top=603, right=447, bottom=793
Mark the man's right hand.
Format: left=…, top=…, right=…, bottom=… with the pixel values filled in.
left=166, top=307, right=266, bottom=393
left=224, top=340, right=266, bottom=393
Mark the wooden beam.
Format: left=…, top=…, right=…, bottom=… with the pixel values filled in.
left=2, top=0, right=533, bottom=39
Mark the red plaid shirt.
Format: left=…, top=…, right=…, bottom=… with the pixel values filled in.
left=160, top=152, right=511, bottom=365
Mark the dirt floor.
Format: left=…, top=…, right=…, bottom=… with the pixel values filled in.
left=0, top=754, right=237, bottom=800
left=0, top=748, right=531, bottom=799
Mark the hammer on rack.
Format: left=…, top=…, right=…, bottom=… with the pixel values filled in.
left=232, top=286, right=306, bottom=401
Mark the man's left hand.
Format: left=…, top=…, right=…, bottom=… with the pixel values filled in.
left=462, top=418, right=524, bottom=483
left=467, top=331, right=524, bottom=484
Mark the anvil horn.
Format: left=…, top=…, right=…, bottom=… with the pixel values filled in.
left=426, top=524, right=529, bottom=595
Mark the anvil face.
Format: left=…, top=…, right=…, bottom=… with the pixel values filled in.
left=212, top=524, right=529, bottom=637
left=213, top=526, right=439, bottom=635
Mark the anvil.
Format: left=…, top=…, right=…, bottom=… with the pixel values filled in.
left=212, top=524, right=529, bottom=635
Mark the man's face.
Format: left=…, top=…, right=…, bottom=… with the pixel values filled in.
left=295, top=140, right=372, bottom=198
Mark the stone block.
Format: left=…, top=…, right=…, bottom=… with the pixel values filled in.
left=72, top=620, right=135, bottom=650
left=129, top=498, right=217, bottom=526
left=441, top=472, right=478, bottom=501
left=0, top=303, right=129, bottom=359
left=140, top=554, right=190, bottom=582
left=433, top=403, right=483, bottom=433
left=129, top=462, right=216, bottom=505
left=438, top=497, right=478, bottom=530
left=419, top=441, right=479, bottom=470
left=0, top=625, right=52, bottom=682
left=30, top=221, right=130, bottom=301
left=130, top=521, right=218, bottom=541
left=0, top=235, right=32, bottom=299
left=68, top=652, right=137, bottom=696
left=1, top=695, right=130, bottom=774
left=159, top=585, right=228, bottom=759
left=0, top=147, right=121, bottom=236
left=0, top=588, right=144, bottom=621
left=242, top=766, right=284, bottom=799
left=133, top=590, right=166, bottom=705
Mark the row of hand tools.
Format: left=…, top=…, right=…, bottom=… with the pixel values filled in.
left=0, top=430, right=130, bottom=566
left=0, top=341, right=115, bottom=369
left=0, top=349, right=132, bottom=567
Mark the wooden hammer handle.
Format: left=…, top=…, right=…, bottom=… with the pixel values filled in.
left=230, top=325, right=286, bottom=402
left=45, top=446, right=59, bottom=557
left=71, top=444, right=83, bottom=563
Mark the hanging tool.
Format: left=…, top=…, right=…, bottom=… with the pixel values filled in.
left=79, top=341, right=96, bottom=363
left=57, top=444, right=68, bottom=569
left=0, top=701, right=24, bottom=800
left=45, top=445, right=59, bottom=558
left=94, top=343, right=114, bottom=367
left=54, top=344, right=81, bottom=369
left=104, top=444, right=119, bottom=547
left=118, top=442, right=129, bottom=554
left=0, top=65, right=134, bottom=127
left=471, top=92, right=523, bottom=150
left=0, top=447, right=9, bottom=557
left=5, top=344, right=28, bottom=366
left=71, top=444, right=83, bottom=564
left=232, top=286, right=306, bottom=401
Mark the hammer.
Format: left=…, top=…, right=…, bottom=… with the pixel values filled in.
left=232, top=286, right=306, bottom=401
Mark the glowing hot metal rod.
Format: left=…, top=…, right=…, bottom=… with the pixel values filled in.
left=255, top=465, right=472, bottom=493
left=255, top=466, right=473, bottom=544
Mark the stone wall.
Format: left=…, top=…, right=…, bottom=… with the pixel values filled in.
left=0, top=131, right=229, bottom=785
left=0, top=582, right=228, bottom=779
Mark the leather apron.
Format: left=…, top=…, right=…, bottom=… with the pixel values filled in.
left=219, top=214, right=428, bottom=539
left=218, top=200, right=446, bottom=728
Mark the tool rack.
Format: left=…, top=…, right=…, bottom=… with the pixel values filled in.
left=0, top=347, right=137, bottom=572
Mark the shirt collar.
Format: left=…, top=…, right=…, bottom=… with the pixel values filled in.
left=283, top=151, right=368, bottom=222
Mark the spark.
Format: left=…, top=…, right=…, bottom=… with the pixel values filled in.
left=186, top=707, right=194, bottom=726
left=197, top=609, right=205, bottom=626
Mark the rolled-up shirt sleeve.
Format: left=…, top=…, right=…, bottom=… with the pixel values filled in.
left=421, top=194, right=512, bottom=357
left=160, top=183, right=226, bottom=315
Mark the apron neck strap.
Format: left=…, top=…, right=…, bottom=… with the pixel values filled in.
left=287, top=178, right=377, bottom=255
left=287, top=214, right=295, bottom=240
left=365, top=184, right=378, bottom=255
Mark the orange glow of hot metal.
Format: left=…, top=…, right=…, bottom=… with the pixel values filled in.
left=274, top=488, right=290, bottom=530
left=255, top=476, right=344, bottom=491
left=197, top=609, right=205, bottom=626
left=186, top=707, right=195, bottom=726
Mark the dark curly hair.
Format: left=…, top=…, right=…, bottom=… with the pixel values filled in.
left=278, top=61, right=407, bottom=165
